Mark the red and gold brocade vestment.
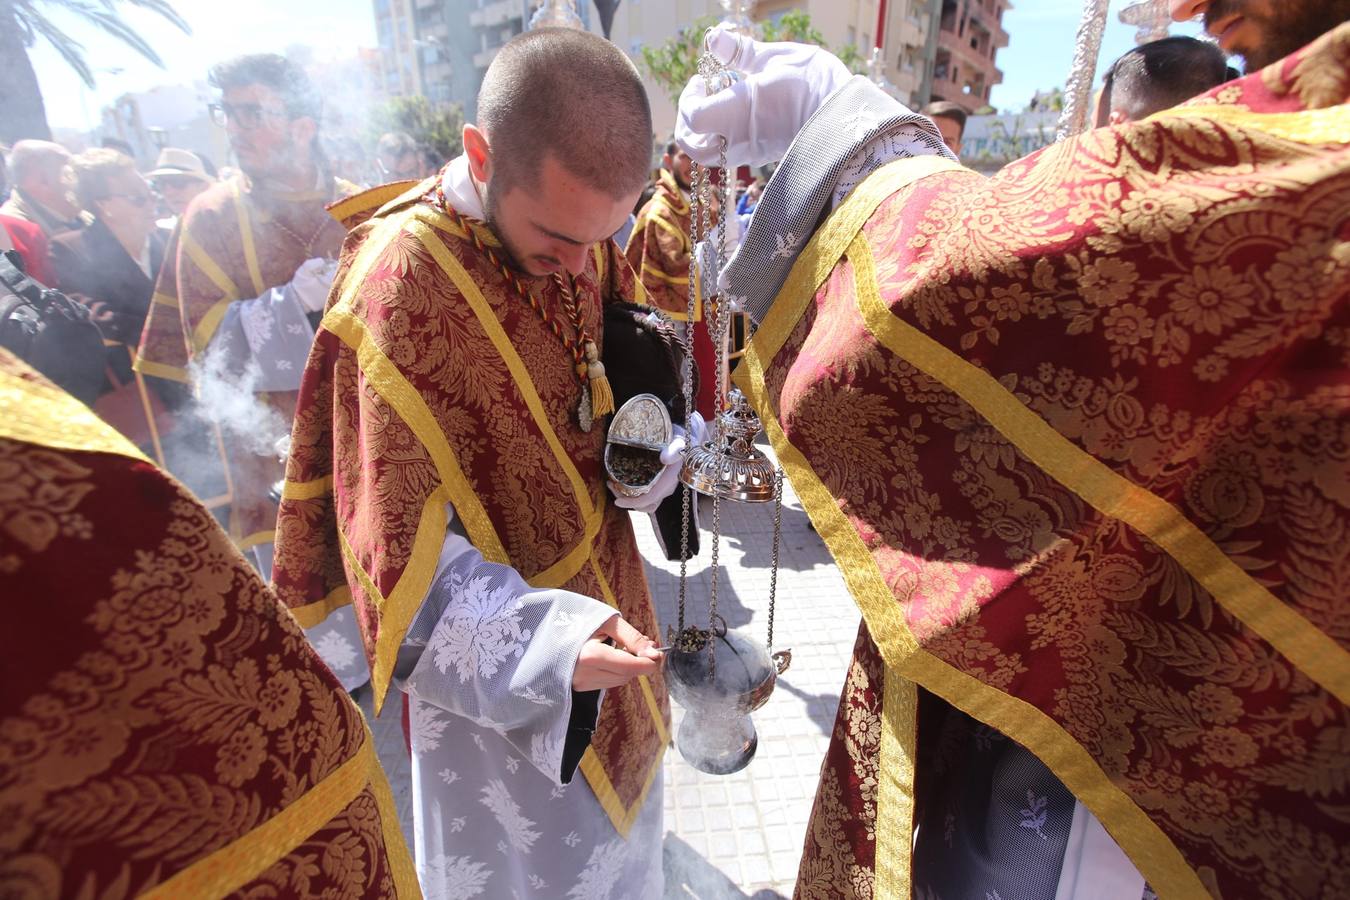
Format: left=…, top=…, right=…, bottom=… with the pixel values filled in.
left=0, top=349, right=416, bottom=898
left=627, top=168, right=722, bottom=419
left=626, top=168, right=699, bottom=321
left=272, top=182, right=670, bottom=837
left=135, top=175, right=353, bottom=550
left=735, top=27, right=1350, bottom=900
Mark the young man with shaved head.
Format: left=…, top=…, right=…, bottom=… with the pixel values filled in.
left=273, top=28, right=677, bottom=898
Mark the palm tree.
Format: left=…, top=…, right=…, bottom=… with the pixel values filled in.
left=0, top=0, right=191, bottom=144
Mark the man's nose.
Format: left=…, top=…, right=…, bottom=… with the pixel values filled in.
left=560, top=245, right=591, bottom=275
left=1169, top=0, right=1208, bottom=21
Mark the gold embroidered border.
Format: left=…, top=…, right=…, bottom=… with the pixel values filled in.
left=179, top=228, right=238, bottom=352
left=325, top=301, right=503, bottom=711
left=132, top=357, right=189, bottom=383
left=233, top=184, right=266, bottom=297
left=190, top=298, right=232, bottom=354
left=151, top=290, right=178, bottom=308
left=649, top=209, right=692, bottom=250
left=592, top=244, right=607, bottom=282
left=409, top=213, right=604, bottom=579
left=291, top=585, right=353, bottom=629
left=411, top=212, right=667, bottom=833
left=282, top=474, right=333, bottom=500
left=329, top=179, right=420, bottom=226
left=733, top=154, right=1203, bottom=898
left=369, top=728, right=423, bottom=898
left=877, top=667, right=918, bottom=894
left=141, top=729, right=414, bottom=899
left=640, top=262, right=691, bottom=287
left=574, top=549, right=669, bottom=849
left=0, top=360, right=149, bottom=461
left=1151, top=102, right=1350, bottom=146
left=181, top=229, right=240, bottom=300
left=848, top=236, right=1350, bottom=708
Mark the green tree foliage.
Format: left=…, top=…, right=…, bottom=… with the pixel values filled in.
left=640, top=11, right=867, bottom=104
left=369, top=95, right=465, bottom=162
left=1, top=0, right=191, bottom=143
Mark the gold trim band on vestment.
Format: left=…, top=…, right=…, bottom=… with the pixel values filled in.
left=408, top=212, right=666, bottom=834
left=290, top=585, right=354, bottom=629
left=233, top=183, right=266, bottom=297
left=733, top=154, right=1206, bottom=898
left=282, top=474, right=333, bottom=501
left=846, top=235, right=1350, bottom=706
left=1150, top=102, right=1350, bottom=145
left=0, top=360, right=149, bottom=461
left=141, top=728, right=418, bottom=899
left=132, top=357, right=190, bottom=383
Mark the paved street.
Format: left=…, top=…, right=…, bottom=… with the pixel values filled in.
left=367, top=447, right=861, bottom=898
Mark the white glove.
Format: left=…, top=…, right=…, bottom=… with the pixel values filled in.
left=291, top=257, right=340, bottom=314
left=611, top=415, right=706, bottom=514
left=676, top=23, right=853, bottom=168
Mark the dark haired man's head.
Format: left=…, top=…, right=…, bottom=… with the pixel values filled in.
left=662, top=138, right=692, bottom=191
left=1095, top=36, right=1231, bottom=126
left=466, top=28, right=652, bottom=276
left=375, top=131, right=423, bottom=182
left=209, top=53, right=322, bottom=187
left=1169, top=0, right=1350, bottom=72
left=922, top=101, right=967, bottom=157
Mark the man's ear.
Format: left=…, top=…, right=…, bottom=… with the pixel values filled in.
left=1108, top=109, right=1130, bottom=126
left=464, top=124, right=492, bottom=183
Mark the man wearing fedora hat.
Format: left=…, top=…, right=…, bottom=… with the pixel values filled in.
left=147, top=147, right=215, bottom=229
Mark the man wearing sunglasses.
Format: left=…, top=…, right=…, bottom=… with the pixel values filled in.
left=135, top=53, right=370, bottom=695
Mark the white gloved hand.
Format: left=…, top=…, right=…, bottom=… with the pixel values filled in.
left=676, top=23, right=854, bottom=168
left=611, top=415, right=705, bottom=514
left=291, top=257, right=340, bottom=314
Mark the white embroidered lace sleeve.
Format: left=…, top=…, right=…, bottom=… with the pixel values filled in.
left=397, top=504, right=617, bottom=784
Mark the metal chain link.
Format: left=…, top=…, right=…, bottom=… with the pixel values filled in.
left=766, top=467, right=783, bottom=652
left=676, top=160, right=709, bottom=634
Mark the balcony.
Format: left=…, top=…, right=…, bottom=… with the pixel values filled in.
left=895, top=18, right=926, bottom=48
left=469, top=0, right=520, bottom=29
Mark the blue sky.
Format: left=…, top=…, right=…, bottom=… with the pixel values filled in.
left=989, top=0, right=1204, bottom=111
left=31, top=0, right=1206, bottom=130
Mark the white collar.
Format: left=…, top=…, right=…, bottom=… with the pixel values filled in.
left=439, top=154, right=485, bottom=220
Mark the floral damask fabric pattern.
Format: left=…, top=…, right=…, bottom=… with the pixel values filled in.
left=274, top=199, right=669, bottom=825
left=0, top=354, right=408, bottom=898
left=762, top=26, right=1350, bottom=900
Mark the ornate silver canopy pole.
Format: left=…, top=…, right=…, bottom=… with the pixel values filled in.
left=1055, top=0, right=1110, bottom=142
left=529, top=0, right=584, bottom=30
left=1120, top=0, right=1172, bottom=45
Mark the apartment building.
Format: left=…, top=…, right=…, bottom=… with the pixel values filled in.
left=591, top=0, right=943, bottom=135
left=929, top=0, right=1010, bottom=114
left=376, top=0, right=944, bottom=135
